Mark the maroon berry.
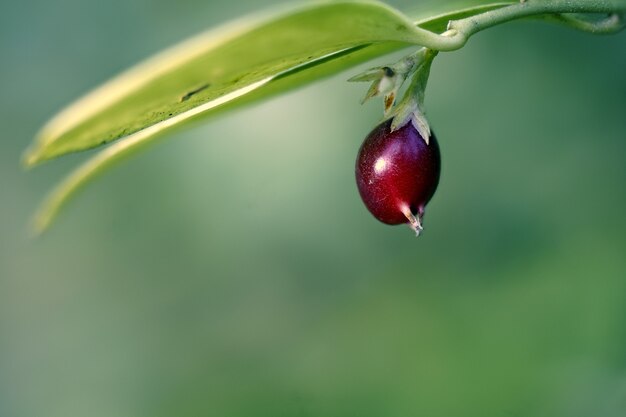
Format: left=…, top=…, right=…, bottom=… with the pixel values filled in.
left=355, top=119, right=441, bottom=235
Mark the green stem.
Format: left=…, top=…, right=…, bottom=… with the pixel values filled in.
left=538, top=11, right=625, bottom=34
left=387, top=49, right=438, bottom=141
left=417, top=0, right=626, bottom=51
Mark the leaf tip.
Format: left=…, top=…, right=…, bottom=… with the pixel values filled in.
left=21, top=147, right=40, bottom=169
left=28, top=210, right=51, bottom=238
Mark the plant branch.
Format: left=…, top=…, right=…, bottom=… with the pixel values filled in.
left=415, top=0, right=626, bottom=51
left=539, top=11, right=625, bottom=34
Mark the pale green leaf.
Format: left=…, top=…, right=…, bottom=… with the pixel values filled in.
left=26, top=0, right=515, bottom=233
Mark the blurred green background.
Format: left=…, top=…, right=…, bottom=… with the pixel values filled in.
left=1, top=1, right=625, bottom=416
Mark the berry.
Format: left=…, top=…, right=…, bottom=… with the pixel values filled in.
left=355, top=119, right=441, bottom=235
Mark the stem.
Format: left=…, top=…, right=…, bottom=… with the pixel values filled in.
left=539, top=11, right=625, bottom=34
left=388, top=49, right=437, bottom=141
left=353, top=0, right=625, bottom=140
left=417, top=0, right=626, bottom=51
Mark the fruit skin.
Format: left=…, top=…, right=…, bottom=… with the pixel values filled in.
left=355, top=119, right=441, bottom=229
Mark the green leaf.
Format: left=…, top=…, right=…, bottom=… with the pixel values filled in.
left=26, top=1, right=455, bottom=165
left=25, top=0, right=515, bottom=233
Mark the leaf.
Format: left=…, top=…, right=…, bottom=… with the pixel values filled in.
left=25, top=0, right=515, bottom=233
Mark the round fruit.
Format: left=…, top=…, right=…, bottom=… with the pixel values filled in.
left=355, top=119, right=441, bottom=235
